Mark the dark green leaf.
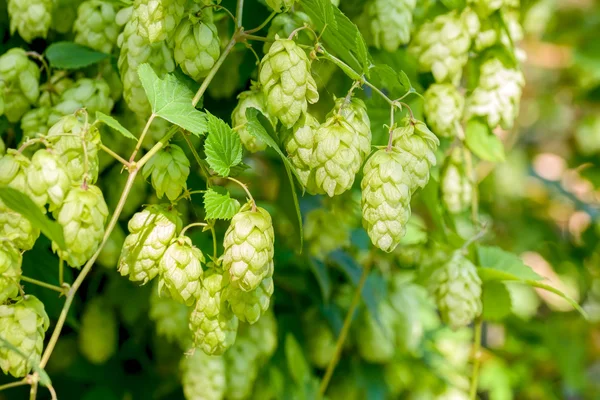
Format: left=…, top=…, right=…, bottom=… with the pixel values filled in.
left=465, top=119, right=506, bottom=162
left=309, top=257, right=331, bottom=302
left=204, top=113, right=243, bottom=177
left=370, top=64, right=411, bottom=96
left=96, top=112, right=136, bottom=141
left=482, top=282, right=513, bottom=321
left=203, top=187, right=241, bottom=220
left=274, top=158, right=303, bottom=251
left=46, top=42, right=109, bottom=69
left=478, top=246, right=542, bottom=281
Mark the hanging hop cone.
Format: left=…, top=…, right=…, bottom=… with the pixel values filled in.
left=231, top=88, right=278, bottom=153
left=118, top=204, right=182, bottom=283
left=189, top=269, right=239, bottom=355
left=172, top=13, right=220, bottom=81
left=328, top=96, right=372, bottom=160
left=225, top=271, right=274, bottom=324
left=283, top=112, right=319, bottom=188
left=73, top=0, right=120, bottom=54
left=423, top=83, right=465, bottom=138
left=304, top=208, right=350, bottom=258
left=0, top=243, right=22, bottom=304
left=142, top=144, right=190, bottom=201
left=367, top=0, right=416, bottom=52
left=52, top=77, right=114, bottom=118
left=0, top=48, right=40, bottom=122
left=440, top=147, right=473, bottom=214
left=7, top=0, right=52, bottom=43
left=180, top=350, right=226, bottom=400
left=429, top=250, right=483, bottom=330
left=78, top=297, right=118, bottom=365
left=361, top=149, right=412, bottom=253
left=0, top=296, right=49, bottom=378
left=21, top=107, right=52, bottom=138
left=221, top=204, right=275, bottom=292
left=133, top=0, right=186, bottom=43
left=264, top=11, right=313, bottom=53
left=355, top=300, right=399, bottom=364
left=26, top=148, right=71, bottom=212
left=259, top=38, right=319, bottom=128
left=149, top=283, right=191, bottom=349
left=158, top=236, right=205, bottom=306
left=266, top=0, right=297, bottom=12
left=303, top=308, right=337, bottom=369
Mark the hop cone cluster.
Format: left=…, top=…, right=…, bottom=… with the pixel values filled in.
left=355, top=300, right=399, bottom=364
left=0, top=48, right=40, bottom=122
left=303, top=308, right=336, bottom=369
left=53, top=77, right=114, bottom=118
left=119, top=204, right=182, bottom=283
left=367, top=0, right=416, bottom=52
left=231, top=88, right=277, bottom=152
left=181, top=351, right=226, bottom=400
left=222, top=204, right=275, bottom=292
left=142, top=144, right=190, bottom=201
left=78, top=298, right=118, bottom=364
left=259, top=38, right=319, bottom=128
left=284, top=113, right=319, bottom=187
left=430, top=251, right=483, bottom=329
left=225, top=272, right=274, bottom=324
left=189, top=269, right=239, bottom=355
left=423, top=83, right=465, bottom=138
left=465, top=57, right=525, bottom=129
left=159, top=236, right=205, bottom=305
left=0, top=243, right=22, bottom=303
left=133, top=0, right=186, bottom=43
left=0, top=296, right=49, bottom=378
left=440, top=147, right=473, bottom=214
left=26, top=149, right=71, bottom=212
left=73, top=0, right=120, bottom=54
left=149, top=283, right=191, bottom=349
left=7, top=0, right=52, bottom=42
left=173, top=14, right=220, bottom=81
left=266, top=0, right=296, bottom=12
left=264, top=12, right=312, bottom=53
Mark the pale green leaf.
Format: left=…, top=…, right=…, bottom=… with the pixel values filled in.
left=478, top=246, right=542, bottom=281
left=95, top=111, right=136, bottom=141
left=204, top=112, right=242, bottom=177
left=465, top=119, right=506, bottom=162
left=203, top=187, right=241, bottom=220
left=285, top=333, right=311, bottom=385
left=482, top=282, right=512, bottom=321
left=45, top=42, right=109, bottom=69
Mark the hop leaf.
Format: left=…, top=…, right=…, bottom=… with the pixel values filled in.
left=231, top=89, right=277, bottom=153
left=158, top=236, right=205, bottom=305
left=142, top=144, right=190, bottom=201
left=203, top=187, right=241, bottom=220
left=78, top=297, right=118, bottom=364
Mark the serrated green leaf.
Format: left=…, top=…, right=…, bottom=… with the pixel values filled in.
left=0, top=187, right=66, bottom=250
left=203, top=187, right=241, bottom=220
left=465, top=119, right=506, bottom=162
left=285, top=333, right=310, bottom=385
left=478, top=246, right=542, bottom=281
left=204, top=112, right=243, bottom=177
left=45, top=42, right=109, bottom=69
left=482, top=282, right=512, bottom=321
left=370, top=64, right=412, bottom=96
left=95, top=111, right=136, bottom=141
left=137, top=64, right=207, bottom=136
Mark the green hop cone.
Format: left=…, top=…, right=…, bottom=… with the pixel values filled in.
left=303, top=308, right=336, bottom=369
left=465, top=57, right=525, bottom=129
left=0, top=243, right=22, bottom=303
left=97, top=223, right=126, bottom=269
left=328, top=96, right=372, bottom=160
left=440, top=147, right=473, bottom=214
left=0, top=296, right=49, bottom=378
left=134, top=0, right=186, bottom=43
left=367, top=0, right=416, bottom=52
left=231, top=88, right=278, bottom=152
left=304, top=208, right=350, bottom=257
left=263, top=11, right=313, bottom=53
left=189, top=269, right=239, bottom=355
left=429, top=251, right=483, bottom=329
left=180, top=350, right=226, bottom=400
left=355, top=300, right=398, bottom=364
left=158, top=236, right=205, bottom=306
left=142, top=144, right=190, bottom=201
left=259, top=38, right=319, bottom=128
left=149, top=282, right=191, bottom=349
left=53, top=77, right=115, bottom=119
left=173, top=14, right=220, bottom=81
left=103, top=163, right=147, bottom=220
left=119, top=204, right=182, bottom=283
left=361, top=149, right=412, bottom=253
left=0, top=48, right=40, bottom=122
left=78, top=297, right=118, bottom=364
left=21, top=107, right=52, bottom=138
left=423, top=83, right=465, bottom=138
left=239, top=309, right=278, bottom=358
left=38, top=73, right=74, bottom=108
left=224, top=336, right=261, bottom=400
left=7, top=0, right=52, bottom=42
left=391, top=117, right=440, bottom=192
left=225, top=274, right=274, bottom=324
left=222, top=204, right=275, bottom=292
left=284, top=112, right=319, bottom=187
left=26, top=148, right=71, bottom=211
left=52, top=185, right=109, bottom=268
left=266, top=0, right=296, bottom=12
left=74, top=0, right=119, bottom=54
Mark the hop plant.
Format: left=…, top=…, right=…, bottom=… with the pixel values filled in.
left=423, top=83, right=465, bottom=138
left=259, top=38, right=319, bottom=128
left=283, top=112, right=319, bottom=187
left=133, top=0, right=186, bottom=43
left=189, top=269, right=239, bottom=355
left=0, top=243, right=22, bottom=304
left=0, top=296, right=49, bottom=378
left=440, top=147, right=473, bottom=214
left=303, top=308, right=336, bottom=369
left=266, top=0, right=296, bottom=12
left=361, top=149, right=412, bottom=253
left=73, top=0, right=120, bottom=54
left=97, top=223, right=126, bottom=269
left=52, top=185, right=109, bottom=268
left=53, top=77, right=115, bottom=118
left=180, top=351, right=226, bottom=400
left=26, top=148, right=71, bottom=211
left=263, top=11, right=313, bottom=53
left=7, top=0, right=52, bottom=42
left=158, top=236, right=205, bottom=306
left=465, top=57, right=525, bottom=129
left=304, top=208, right=350, bottom=257
left=172, top=13, right=220, bottom=81
left=355, top=300, right=398, bottom=364
left=118, top=204, right=182, bottom=283
left=78, top=298, right=118, bottom=364
left=142, top=144, right=190, bottom=201
left=367, top=0, right=416, bottom=52
left=21, top=107, right=52, bottom=138
left=0, top=48, right=40, bottom=122
left=225, top=275, right=274, bottom=324
left=149, top=283, right=191, bottom=348
left=429, top=251, right=483, bottom=329
left=221, top=204, right=275, bottom=292
left=231, top=88, right=277, bottom=152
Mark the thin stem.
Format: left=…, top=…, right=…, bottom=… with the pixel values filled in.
left=210, top=225, right=218, bottom=260
left=26, top=52, right=51, bottom=80
left=398, top=101, right=415, bottom=120
left=58, top=257, right=64, bottom=287
left=226, top=176, right=256, bottom=211
left=100, top=144, right=130, bottom=167
left=192, top=36, right=238, bottom=107
left=203, top=4, right=236, bottom=23
left=464, top=148, right=479, bottom=224
left=243, top=34, right=271, bottom=42
left=17, top=138, right=44, bottom=153
left=319, top=262, right=371, bottom=395
left=20, top=276, right=65, bottom=295
left=180, top=222, right=208, bottom=237
left=469, top=317, right=483, bottom=400
left=236, top=0, right=244, bottom=28
left=363, top=80, right=394, bottom=106
left=0, top=379, right=28, bottom=391
left=245, top=11, right=277, bottom=34
left=137, top=128, right=178, bottom=169
left=129, top=113, right=156, bottom=162
left=29, top=379, right=37, bottom=400
left=181, top=132, right=211, bottom=182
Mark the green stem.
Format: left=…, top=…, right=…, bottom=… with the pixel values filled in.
left=210, top=225, right=218, bottom=261
left=58, top=257, right=64, bottom=287
left=180, top=222, right=208, bottom=237
left=181, top=132, right=211, bottom=183
left=100, top=144, right=130, bottom=167
left=243, top=34, right=272, bottom=42
left=0, top=379, right=28, bottom=392
left=245, top=11, right=276, bottom=34
left=137, top=127, right=178, bottom=169
left=129, top=113, right=156, bottom=162
left=20, top=276, right=65, bottom=295
left=236, top=0, right=244, bottom=28
left=469, top=317, right=483, bottom=400
left=226, top=176, right=256, bottom=211
left=363, top=80, right=394, bottom=106
left=192, top=35, right=238, bottom=107
left=464, top=148, right=479, bottom=224
left=29, top=379, right=37, bottom=400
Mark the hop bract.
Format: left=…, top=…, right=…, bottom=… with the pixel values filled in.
left=180, top=350, right=226, bottom=400
left=74, top=0, right=120, bottom=54
left=264, top=11, right=312, bottom=53
left=173, top=15, right=220, bottom=81
left=231, top=88, right=277, bottom=152
left=142, top=144, right=190, bottom=201
left=367, top=0, right=416, bottom=52
left=284, top=112, right=319, bottom=187
left=133, top=0, right=186, bottom=43
left=0, top=48, right=40, bottom=122
left=78, top=298, right=118, bottom=364
left=328, top=96, right=372, bottom=160
left=26, top=148, right=71, bottom=211
left=53, top=77, right=114, bottom=118
left=225, top=273, right=274, bottom=324
left=159, top=236, right=205, bottom=306
left=21, top=107, right=52, bottom=138
left=0, top=243, right=22, bottom=304
left=7, top=0, right=52, bottom=43
left=423, top=83, right=465, bottom=138
left=440, top=147, right=473, bottom=214
left=259, top=38, right=319, bottom=128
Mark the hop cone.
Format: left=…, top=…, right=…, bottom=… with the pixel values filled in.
left=50, top=0, right=78, bottom=34
left=240, top=309, right=278, bottom=358
left=97, top=223, right=126, bottom=269
left=225, top=274, right=274, bottom=324
left=224, top=336, right=261, bottom=400
left=465, top=57, right=524, bottom=129
left=189, top=269, right=239, bottom=355
left=284, top=113, right=319, bottom=187
left=303, top=308, right=336, bottom=369
left=39, top=73, right=74, bottom=108
left=423, top=83, right=465, bottom=138
left=118, top=204, right=182, bottom=283
left=361, top=149, right=411, bottom=253
left=355, top=301, right=398, bottom=364
left=26, top=149, right=71, bottom=211
left=78, top=298, right=118, bottom=364
left=173, top=15, right=220, bottom=81
left=441, top=147, right=472, bottom=214
left=259, top=38, right=319, bottom=128
left=367, top=0, right=416, bottom=51
left=133, top=0, right=186, bottom=43
left=231, top=88, right=277, bottom=152
left=46, top=114, right=102, bottom=185
left=266, top=0, right=296, bottom=12
left=53, top=77, right=114, bottom=118
left=180, top=351, right=226, bottom=400
left=0, top=296, right=49, bottom=378
left=328, top=96, right=372, bottom=160
left=222, top=204, right=275, bottom=292
left=74, top=0, right=119, bottom=53
left=304, top=208, right=350, bottom=257
left=0, top=243, right=22, bottom=304
left=264, top=11, right=312, bottom=53
left=104, top=163, right=147, bottom=220
left=52, top=185, right=109, bottom=268
left=391, top=117, right=440, bottom=192
left=149, top=283, right=191, bottom=349
left=142, top=144, right=190, bottom=201
left=430, top=251, right=482, bottom=329
left=21, top=107, right=52, bottom=138
left=7, top=0, right=52, bottom=42
left=0, top=48, right=40, bottom=122
left=158, top=236, right=205, bottom=305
